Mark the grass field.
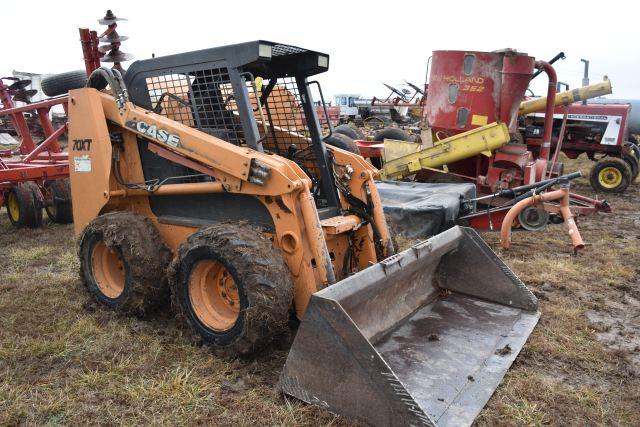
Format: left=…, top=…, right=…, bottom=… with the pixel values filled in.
left=0, top=156, right=638, bottom=425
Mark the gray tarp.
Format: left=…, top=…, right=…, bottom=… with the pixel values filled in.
left=377, top=180, right=476, bottom=238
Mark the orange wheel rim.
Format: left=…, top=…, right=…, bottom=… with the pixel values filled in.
left=188, top=260, right=240, bottom=332
left=91, top=241, right=126, bottom=299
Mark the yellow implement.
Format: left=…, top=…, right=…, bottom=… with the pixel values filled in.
left=519, top=78, right=612, bottom=115
left=381, top=122, right=510, bottom=180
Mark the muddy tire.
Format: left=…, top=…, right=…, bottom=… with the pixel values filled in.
left=334, top=124, right=364, bottom=140
left=5, top=182, right=43, bottom=228
left=170, top=223, right=293, bottom=357
left=589, top=157, right=631, bottom=193
left=623, top=152, right=639, bottom=181
left=41, top=70, right=87, bottom=97
left=324, top=133, right=361, bottom=155
left=373, top=127, right=409, bottom=143
left=44, top=179, right=73, bottom=224
left=78, top=212, right=171, bottom=316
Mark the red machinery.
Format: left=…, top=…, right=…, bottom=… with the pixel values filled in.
left=523, top=102, right=638, bottom=193
left=0, top=78, right=71, bottom=227
left=355, top=49, right=610, bottom=244
left=0, top=10, right=132, bottom=228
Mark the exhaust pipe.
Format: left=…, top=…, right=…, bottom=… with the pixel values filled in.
left=281, top=226, right=539, bottom=426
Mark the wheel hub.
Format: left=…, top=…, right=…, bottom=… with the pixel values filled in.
left=598, top=166, right=622, bottom=188
left=188, top=260, right=240, bottom=332
left=7, top=192, right=20, bottom=221
left=91, top=241, right=126, bottom=299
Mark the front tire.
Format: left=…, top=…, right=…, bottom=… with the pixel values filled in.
left=589, top=157, right=631, bottom=193
left=78, top=212, right=171, bottom=316
left=170, top=223, right=293, bottom=356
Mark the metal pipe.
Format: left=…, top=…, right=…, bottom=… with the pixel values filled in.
left=519, top=79, right=612, bottom=115
left=365, top=170, right=394, bottom=256
left=559, top=188, right=584, bottom=252
left=547, top=109, right=569, bottom=178
left=108, top=181, right=224, bottom=197
left=534, top=61, right=557, bottom=161
left=500, top=187, right=584, bottom=252
left=23, top=125, right=67, bottom=163
left=79, top=28, right=95, bottom=77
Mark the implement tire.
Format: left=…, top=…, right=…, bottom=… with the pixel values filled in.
left=5, top=182, right=43, bottom=228
left=44, top=179, right=73, bottom=224
left=170, top=222, right=293, bottom=357
left=373, top=127, right=409, bottom=143
left=78, top=212, right=171, bottom=316
left=324, top=133, right=361, bottom=155
left=589, top=157, right=631, bottom=193
left=41, top=70, right=87, bottom=97
left=334, top=124, right=364, bottom=140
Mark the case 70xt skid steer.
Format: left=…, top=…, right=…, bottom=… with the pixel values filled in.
left=67, top=41, right=539, bottom=426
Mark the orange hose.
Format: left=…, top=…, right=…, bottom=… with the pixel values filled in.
left=500, top=188, right=584, bottom=252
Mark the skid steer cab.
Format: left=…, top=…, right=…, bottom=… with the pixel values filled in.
left=68, top=41, right=539, bottom=426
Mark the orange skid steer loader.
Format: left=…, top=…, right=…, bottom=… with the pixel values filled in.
left=67, top=41, right=539, bottom=426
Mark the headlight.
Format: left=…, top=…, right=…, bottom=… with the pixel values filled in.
left=259, top=44, right=272, bottom=59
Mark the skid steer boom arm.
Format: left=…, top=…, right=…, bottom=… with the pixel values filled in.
left=68, top=87, right=392, bottom=316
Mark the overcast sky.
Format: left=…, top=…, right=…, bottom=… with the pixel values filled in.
left=2, top=0, right=638, bottom=100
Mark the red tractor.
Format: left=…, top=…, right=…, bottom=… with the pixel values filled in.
left=522, top=101, right=639, bottom=193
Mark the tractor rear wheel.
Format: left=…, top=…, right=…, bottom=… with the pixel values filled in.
left=44, top=179, right=73, bottom=223
left=625, top=141, right=640, bottom=160
left=589, top=157, right=632, bottom=193
left=170, top=223, right=293, bottom=356
left=623, top=152, right=639, bottom=181
left=5, top=182, right=43, bottom=228
left=79, top=212, right=171, bottom=316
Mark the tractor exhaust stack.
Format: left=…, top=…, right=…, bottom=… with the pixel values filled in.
left=281, top=226, right=540, bottom=426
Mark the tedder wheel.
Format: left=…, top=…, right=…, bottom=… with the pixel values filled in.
left=5, top=182, right=43, bottom=228
left=79, top=212, right=171, bottom=316
left=623, top=152, right=639, bottom=181
left=324, top=133, right=361, bottom=155
left=589, top=157, right=632, bottom=193
left=44, top=179, right=73, bottom=224
left=333, top=124, right=364, bottom=141
left=170, top=223, right=293, bottom=356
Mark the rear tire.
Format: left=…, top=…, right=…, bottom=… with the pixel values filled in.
left=624, top=141, right=640, bottom=160
left=170, top=223, right=293, bottom=357
left=5, top=182, right=43, bottom=228
left=44, top=179, right=73, bottom=223
left=589, top=157, right=631, bottom=193
left=623, top=152, right=639, bottom=181
left=324, top=133, right=361, bottom=155
left=78, top=212, right=171, bottom=316
left=41, top=70, right=87, bottom=97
